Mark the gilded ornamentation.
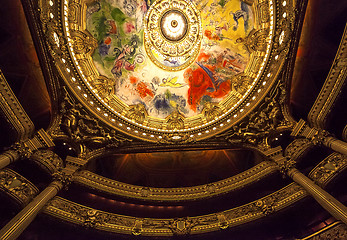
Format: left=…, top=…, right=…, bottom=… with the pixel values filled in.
left=166, top=110, right=185, bottom=130
left=273, top=19, right=292, bottom=54
left=311, top=129, right=329, bottom=146
left=127, top=104, right=148, bottom=124
left=71, top=30, right=98, bottom=55
left=257, top=0, right=270, bottom=23
left=255, top=199, right=274, bottom=215
left=284, top=138, right=312, bottom=160
left=202, top=102, right=221, bottom=121
left=309, top=153, right=347, bottom=187
left=217, top=84, right=288, bottom=147
left=157, top=133, right=195, bottom=144
left=74, top=161, right=277, bottom=201
left=237, top=28, right=269, bottom=52
left=132, top=219, right=143, bottom=235
left=216, top=212, right=228, bottom=229
left=10, top=141, right=32, bottom=159
left=44, top=184, right=306, bottom=236
left=231, top=74, right=253, bottom=95
left=0, top=169, right=38, bottom=206
left=278, top=158, right=296, bottom=177
left=30, top=150, right=64, bottom=174
left=60, top=92, right=132, bottom=150
left=42, top=19, right=66, bottom=57
left=52, top=171, right=73, bottom=187
left=91, top=75, right=116, bottom=98
left=144, top=0, right=202, bottom=71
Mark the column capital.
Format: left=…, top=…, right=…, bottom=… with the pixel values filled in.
left=291, top=119, right=329, bottom=144
left=8, top=129, right=55, bottom=160
left=263, top=146, right=296, bottom=177
left=52, top=171, right=73, bottom=189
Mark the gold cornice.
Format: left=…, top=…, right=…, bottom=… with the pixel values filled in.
left=0, top=69, right=35, bottom=141
left=43, top=183, right=307, bottom=236
left=74, top=161, right=278, bottom=201
left=308, top=24, right=347, bottom=129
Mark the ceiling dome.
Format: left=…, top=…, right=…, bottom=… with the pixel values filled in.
left=44, top=0, right=291, bottom=142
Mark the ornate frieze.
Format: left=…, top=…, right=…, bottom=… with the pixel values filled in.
left=309, top=153, right=347, bottom=188
left=74, top=161, right=277, bottom=201
left=44, top=183, right=306, bottom=236
left=284, top=138, right=313, bottom=161
left=0, top=169, right=39, bottom=206
left=30, top=150, right=64, bottom=174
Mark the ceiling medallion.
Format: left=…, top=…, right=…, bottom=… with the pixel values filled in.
left=144, top=0, right=202, bottom=71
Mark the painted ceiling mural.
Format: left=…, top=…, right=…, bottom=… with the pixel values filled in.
left=86, top=0, right=254, bottom=118
left=41, top=0, right=293, bottom=141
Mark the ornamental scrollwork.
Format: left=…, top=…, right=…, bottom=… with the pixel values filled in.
left=0, top=169, right=38, bottom=206
left=127, top=103, right=148, bottom=124
left=30, top=150, right=64, bottom=174
left=52, top=171, right=73, bottom=187
left=273, top=18, right=292, bottom=54
left=10, top=141, right=33, bottom=159
left=71, top=30, right=98, bottom=55
left=278, top=158, right=296, bottom=177
left=166, top=110, right=185, bottom=130
left=202, top=102, right=221, bottom=121
left=44, top=183, right=306, bottom=236
left=310, top=129, right=329, bottom=146
left=237, top=28, right=269, bottom=52
left=309, top=153, right=347, bottom=187
left=41, top=19, right=67, bottom=58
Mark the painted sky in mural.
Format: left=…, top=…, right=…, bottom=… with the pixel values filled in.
left=86, top=0, right=254, bottom=118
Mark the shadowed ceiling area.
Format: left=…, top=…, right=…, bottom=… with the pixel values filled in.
left=0, top=0, right=51, bottom=131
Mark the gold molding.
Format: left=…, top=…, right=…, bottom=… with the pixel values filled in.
left=308, top=24, right=347, bottom=129
left=44, top=183, right=307, bottom=236
left=0, top=69, right=35, bottom=141
left=73, top=161, right=278, bottom=201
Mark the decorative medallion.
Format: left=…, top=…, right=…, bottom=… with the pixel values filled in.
left=144, top=0, right=202, bottom=71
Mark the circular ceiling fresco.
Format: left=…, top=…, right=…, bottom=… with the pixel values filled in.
left=42, top=0, right=293, bottom=142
